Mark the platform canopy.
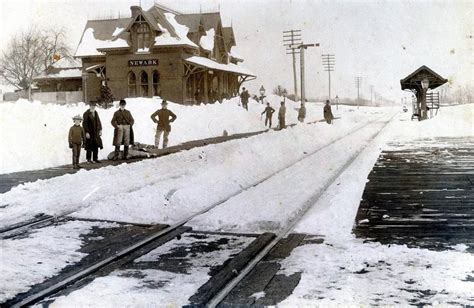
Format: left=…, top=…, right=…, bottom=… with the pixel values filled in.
left=184, top=56, right=255, bottom=77
left=400, top=65, right=448, bottom=92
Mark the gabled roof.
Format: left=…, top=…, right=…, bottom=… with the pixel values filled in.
left=222, top=27, right=236, bottom=47
left=35, top=56, right=83, bottom=80
left=175, top=14, right=202, bottom=33
left=179, top=12, right=221, bottom=32
left=75, top=18, right=132, bottom=57
left=400, top=65, right=448, bottom=91
left=74, top=6, right=199, bottom=57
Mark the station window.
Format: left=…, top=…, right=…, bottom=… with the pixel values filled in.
left=135, top=22, right=151, bottom=51
left=127, top=71, right=136, bottom=97
left=152, top=70, right=161, bottom=96
left=140, top=71, right=148, bottom=97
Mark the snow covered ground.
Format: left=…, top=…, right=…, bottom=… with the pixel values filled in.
left=278, top=104, right=474, bottom=306
left=0, top=104, right=389, bottom=229
left=0, top=95, right=308, bottom=174
left=0, top=102, right=472, bottom=306
left=46, top=233, right=254, bottom=307
left=0, top=220, right=119, bottom=303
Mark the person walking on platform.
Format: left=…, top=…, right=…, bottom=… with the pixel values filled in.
left=278, top=101, right=286, bottom=129
left=324, top=99, right=334, bottom=124
left=150, top=100, right=177, bottom=149
left=83, top=102, right=103, bottom=163
left=68, top=115, right=85, bottom=169
left=261, top=103, right=275, bottom=128
left=298, top=102, right=306, bottom=123
left=240, top=87, right=250, bottom=111
left=111, top=99, right=134, bottom=160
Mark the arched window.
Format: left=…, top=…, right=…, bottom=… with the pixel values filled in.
left=152, top=71, right=161, bottom=96
left=127, top=71, right=136, bottom=97
left=140, top=71, right=148, bottom=97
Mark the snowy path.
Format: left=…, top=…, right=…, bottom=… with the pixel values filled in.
left=188, top=115, right=394, bottom=234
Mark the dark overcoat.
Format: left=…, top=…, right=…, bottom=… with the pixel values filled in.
left=324, top=104, right=334, bottom=123
left=82, top=110, right=103, bottom=150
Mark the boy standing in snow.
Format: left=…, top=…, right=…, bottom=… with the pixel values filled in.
left=150, top=100, right=177, bottom=149
left=278, top=101, right=286, bottom=129
left=111, top=99, right=134, bottom=160
left=261, top=103, right=275, bottom=128
left=68, top=115, right=85, bottom=169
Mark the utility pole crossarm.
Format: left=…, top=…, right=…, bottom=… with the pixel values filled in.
left=282, top=29, right=302, bottom=100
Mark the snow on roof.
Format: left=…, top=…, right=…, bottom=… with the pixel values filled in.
left=229, top=47, right=243, bottom=61
left=35, top=68, right=82, bottom=80
left=154, top=13, right=198, bottom=48
left=51, top=57, right=82, bottom=69
left=75, top=18, right=132, bottom=57
left=185, top=56, right=255, bottom=76
left=76, top=28, right=128, bottom=56
left=199, top=29, right=215, bottom=51
left=112, top=27, right=124, bottom=37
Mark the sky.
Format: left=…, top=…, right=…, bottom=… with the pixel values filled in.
left=0, top=0, right=472, bottom=101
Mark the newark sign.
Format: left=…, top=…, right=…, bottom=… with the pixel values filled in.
left=128, top=59, right=159, bottom=67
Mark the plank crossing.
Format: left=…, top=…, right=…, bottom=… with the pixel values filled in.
left=354, top=137, right=474, bottom=252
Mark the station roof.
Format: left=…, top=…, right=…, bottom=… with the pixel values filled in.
left=400, top=65, right=448, bottom=91
left=185, top=56, right=255, bottom=76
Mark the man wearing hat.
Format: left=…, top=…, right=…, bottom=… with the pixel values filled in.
left=111, top=99, right=134, bottom=160
left=324, top=99, right=334, bottom=124
left=83, top=102, right=103, bottom=163
left=68, top=115, right=85, bottom=169
left=150, top=100, right=177, bottom=149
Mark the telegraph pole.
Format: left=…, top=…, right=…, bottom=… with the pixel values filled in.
left=283, top=30, right=301, bottom=99
left=321, top=54, right=335, bottom=100
left=355, top=77, right=362, bottom=109
left=293, top=43, right=319, bottom=109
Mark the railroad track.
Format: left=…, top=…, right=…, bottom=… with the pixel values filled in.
left=3, top=113, right=396, bottom=307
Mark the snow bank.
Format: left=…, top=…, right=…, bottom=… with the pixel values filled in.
left=0, top=97, right=271, bottom=174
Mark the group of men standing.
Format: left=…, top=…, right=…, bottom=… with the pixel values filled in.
left=68, top=92, right=334, bottom=168
left=68, top=99, right=177, bottom=168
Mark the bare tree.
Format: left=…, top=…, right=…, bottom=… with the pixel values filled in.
left=272, top=85, right=287, bottom=96
left=0, top=27, right=71, bottom=98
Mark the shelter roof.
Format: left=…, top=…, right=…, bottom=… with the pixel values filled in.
left=400, top=65, right=448, bottom=91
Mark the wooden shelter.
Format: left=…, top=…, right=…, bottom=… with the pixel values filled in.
left=400, top=65, right=448, bottom=120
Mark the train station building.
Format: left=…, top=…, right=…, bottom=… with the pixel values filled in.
left=35, top=4, right=255, bottom=104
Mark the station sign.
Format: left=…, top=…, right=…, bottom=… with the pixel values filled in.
left=128, top=59, right=159, bottom=67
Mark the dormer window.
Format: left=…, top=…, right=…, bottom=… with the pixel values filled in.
left=132, top=17, right=151, bottom=51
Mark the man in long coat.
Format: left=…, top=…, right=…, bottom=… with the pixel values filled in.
left=240, top=87, right=250, bottom=110
left=298, top=103, right=306, bottom=123
left=150, top=100, right=177, bottom=149
left=82, top=102, right=103, bottom=163
left=324, top=100, right=334, bottom=124
left=111, top=99, right=134, bottom=160
left=278, top=101, right=286, bottom=129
